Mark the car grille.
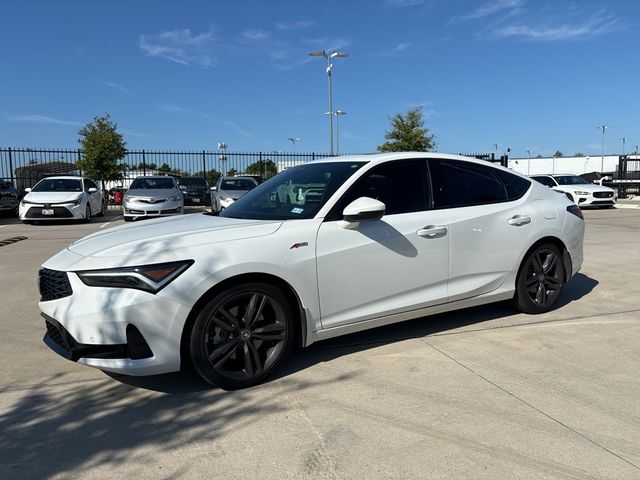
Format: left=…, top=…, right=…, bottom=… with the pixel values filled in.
left=593, top=191, right=614, bottom=198
left=26, top=206, right=73, bottom=218
left=39, top=268, right=73, bottom=301
left=137, top=198, right=167, bottom=204
left=45, top=320, right=72, bottom=355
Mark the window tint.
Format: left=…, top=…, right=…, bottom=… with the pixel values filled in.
left=130, top=177, right=177, bottom=190
left=531, top=176, right=556, bottom=187
left=496, top=170, right=531, bottom=200
left=430, top=160, right=507, bottom=208
left=328, top=160, right=429, bottom=220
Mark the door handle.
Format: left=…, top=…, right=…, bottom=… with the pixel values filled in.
left=508, top=215, right=531, bottom=226
left=417, top=225, right=448, bottom=238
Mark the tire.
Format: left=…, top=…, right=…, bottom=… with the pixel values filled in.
left=84, top=204, right=91, bottom=223
left=513, top=244, right=565, bottom=314
left=123, top=216, right=133, bottom=222
left=189, top=282, right=296, bottom=389
left=96, top=200, right=105, bottom=217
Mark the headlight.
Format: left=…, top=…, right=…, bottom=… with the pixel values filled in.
left=168, top=195, right=181, bottom=201
left=574, top=191, right=590, bottom=196
left=69, top=198, right=82, bottom=206
left=75, top=260, right=194, bottom=294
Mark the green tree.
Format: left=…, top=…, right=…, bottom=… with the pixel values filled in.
left=574, top=152, right=585, bottom=157
left=553, top=150, right=564, bottom=158
left=195, top=170, right=222, bottom=184
left=227, top=168, right=238, bottom=177
left=159, top=163, right=171, bottom=174
left=377, top=106, right=436, bottom=152
left=77, top=114, right=127, bottom=189
left=246, top=160, right=277, bottom=179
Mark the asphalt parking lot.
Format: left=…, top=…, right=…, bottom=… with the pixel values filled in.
left=1, top=207, right=639, bottom=479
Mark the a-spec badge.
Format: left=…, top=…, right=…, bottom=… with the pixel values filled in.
left=290, top=242, right=309, bottom=250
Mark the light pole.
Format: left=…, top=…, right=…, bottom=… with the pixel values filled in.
left=334, top=110, right=347, bottom=155
left=288, top=137, right=300, bottom=154
left=309, top=49, right=349, bottom=155
left=598, top=125, right=608, bottom=172
left=619, top=137, right=628, bottom=155
left=218, top=142, right=228, bottom=175
left=526, top=150, right=532, bottom=175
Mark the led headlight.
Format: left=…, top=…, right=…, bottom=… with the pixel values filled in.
left=168, top=195, right=181, bottom=201
left=574, top=191, right=590, bottom=196
left=76, top=260, right=194, bottom=294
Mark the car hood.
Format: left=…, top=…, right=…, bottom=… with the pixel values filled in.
left=221, top=189, right=252, bottom=200
left=66, top=213, right=282, bottom=259
left=126, top=188, right=180, bottom=198
left=555, top=183, right=613, bottom=192
left=24, top=191, right=83, bottom=203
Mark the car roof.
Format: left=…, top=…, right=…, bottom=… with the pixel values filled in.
left=38, top=176, right=84, bottom=180
left=308, top=152, right=502, bottom=167
left=221, top=176, right=256, bottom=180
left=134, top=176, right=176, bottom=180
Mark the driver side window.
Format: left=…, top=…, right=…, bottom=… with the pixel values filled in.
left=327, top=160, right=429, bottom=221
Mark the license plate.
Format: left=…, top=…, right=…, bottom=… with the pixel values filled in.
left=192, top=198, right=200, bottom=203
left=42, top=209, right=54, bottom=215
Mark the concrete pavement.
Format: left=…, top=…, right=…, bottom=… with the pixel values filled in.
left=0, top=209, right=639, bottom=479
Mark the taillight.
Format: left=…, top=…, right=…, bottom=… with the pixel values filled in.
left=567, top=205, right=583, bottom=220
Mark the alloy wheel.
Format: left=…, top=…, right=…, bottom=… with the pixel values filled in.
left=202, top=291, right=288, bottom=381
left=524, top=248, right=563, bottom=307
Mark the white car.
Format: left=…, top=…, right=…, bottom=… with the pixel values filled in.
left=19, top=176, right=105, bottom=223
left=38, top=153, right=584, bottom=389
left=211, top=176, right=259, bottom=212
left=530, top=174, right=617, bottom=207
left=123, top=176, right=183, bottom=222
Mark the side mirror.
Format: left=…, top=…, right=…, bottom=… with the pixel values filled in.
left=24, top=187, right=32, bottom=193
left=210, top=186, right=218, bottom=191
left=88, top=187, right=98, bottom=193
left=339, top=197, right=385, bottom=228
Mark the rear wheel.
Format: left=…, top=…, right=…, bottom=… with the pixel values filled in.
left=513, top=244, right=565, bottom=314
left=189, top=283, right=296, bottom=389
left=96, top=200, right=105, bottom=217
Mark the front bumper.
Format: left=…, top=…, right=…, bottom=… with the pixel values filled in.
left=39, top=270, right=189, bottom=375
left=123, top=199, right=182, bottom=218
left=574, top=192, right=617, bottom=207
left=19, top=202, right=85, bottom=220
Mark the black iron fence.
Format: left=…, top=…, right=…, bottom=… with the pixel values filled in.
left=0, top=147, right=334, bottom=192
left=611, top=155, right=640, bottom=198
left=1, top=147, right=504, bottom=193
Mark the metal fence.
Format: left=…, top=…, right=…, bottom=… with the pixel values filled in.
left=0, top=147, right=335, bottom=191
left=611, top=155, right=640, bottom=198
left=1, top=147, right=504, bottom=193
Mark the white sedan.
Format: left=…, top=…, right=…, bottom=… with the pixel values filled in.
left=38, top=153, right=584, bottom=389
left=19, top=176, right=105, bottom=223
left=530, top=174, right=617, bottom=207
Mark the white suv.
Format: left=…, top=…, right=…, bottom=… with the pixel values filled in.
left=530, top=174, right=617, bottom=208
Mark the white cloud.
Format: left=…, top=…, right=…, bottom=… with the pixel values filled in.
left=139, top=28, right=216, bottom=66
left=452, top=0, right=524, bottom=22
left=494, top=11, right=621, bottom=41
left=9, top=114, right=81, bottom=127
left=120, top=129, right=156, bottom=138
left=98, top=80, right=129, bottom=94
left=275, top=21, right=313, bottom=31
left=301, top=37, right=352, bottom=52
left=224, top=121, right=253, bottom=138
left=372, top=42, right=413, bottom=57
left=242, top=29, right=269, bottom=41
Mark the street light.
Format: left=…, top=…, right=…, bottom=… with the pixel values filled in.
left=288, top=137, right=300, bottom=153
left=619, top=137, right=629, bottom=156
left=526, top=150, right=532, bottom=175
left=334, top=110, right=347, bottom=155
left=598, top=125, right=608, bottom=172
left=218, top=142, right=228, bottom=175
left=309, top=49, right=349, bottom=155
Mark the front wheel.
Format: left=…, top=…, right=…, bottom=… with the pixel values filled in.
left=83, top=204, right=91, bottom=223
left=189, top=283, right=296, bottom=389
left=513, top=244, right=565, bottom=314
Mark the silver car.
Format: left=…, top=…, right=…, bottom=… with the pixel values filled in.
left=210, top=176, right=258, bottom=212
left=123, top=176, right=183, bottom=222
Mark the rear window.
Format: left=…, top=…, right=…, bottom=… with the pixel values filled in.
left=496, top=170, right=531, bottom=200
left=180, top=178, right=207, bottom=187
left=221, top=178, right=257, bottom=190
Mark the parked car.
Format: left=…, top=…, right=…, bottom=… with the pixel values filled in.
left=530, top=174, right=617, bottom=207
left=211, top=176, right=259, bottom=212
left=0, top=180, right=20, bottom=216
left=38, top=153, right=584, bottom=389
left=122, top=176, right=183, bottom=222
left=179, top=176, right=209, bottom=206
left=18, top=176, right=104, bottom=223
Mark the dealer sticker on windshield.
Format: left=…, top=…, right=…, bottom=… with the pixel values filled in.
left=291, top=207, right=304, bottom=214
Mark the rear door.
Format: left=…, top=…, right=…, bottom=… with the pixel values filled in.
left=429, top=159, right=535, bottom=301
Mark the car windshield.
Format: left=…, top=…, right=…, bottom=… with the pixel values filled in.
left=553, top=175, right=590, bottom=185
left=220, top=161, right=366, bottom=220
left=32, top=178, right=82, bottom=192
left=180, top=178, right=206, bottom=187
left=130, top=177, right=176, bottom=190
left=221, top=178, right=257, bottom=191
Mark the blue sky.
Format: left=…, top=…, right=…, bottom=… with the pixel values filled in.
left=1, top=0, right=638, bottom=157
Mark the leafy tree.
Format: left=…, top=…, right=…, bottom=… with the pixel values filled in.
left=377, top=106, right=435, bottom=152
left=159, top=163, right=171, bottom=173
left=77, top=114, right=127, bottom=189
left=227, top=168, right=238, bottom=177
left=553, top=150, right=564, bottom=158
left=574, top=152, right=585, bottom=157
left=195, top=170, right=222, bottom=184
left=536, top=154, right=543, bottom=158
left=246, top=160, right=277, bottom=179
